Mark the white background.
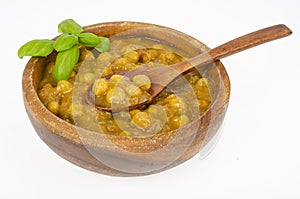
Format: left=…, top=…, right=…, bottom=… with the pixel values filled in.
left=1, top=0, right=299, bottom=198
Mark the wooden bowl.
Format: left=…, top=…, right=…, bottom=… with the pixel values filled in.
left=22, top=22, right=230, bottom=176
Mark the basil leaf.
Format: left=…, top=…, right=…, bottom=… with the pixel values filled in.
left=52, top=45, right=79, bottom=81
left=58, top=19, right=83, bottom=35
left=54, top=34, right=78, bottom=52
left=95, top=37, right=110, bottom=52
left=18, top=39, right=54, bottom=59
left=78, top=33, right=102, bottom=47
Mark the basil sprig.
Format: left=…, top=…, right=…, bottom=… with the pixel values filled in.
left=18, top=19, right=110, bottom=82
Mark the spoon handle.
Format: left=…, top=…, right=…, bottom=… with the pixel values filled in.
left=174, top=24, right=292, bottom=72
left=208, top=24, right=292, bottom=60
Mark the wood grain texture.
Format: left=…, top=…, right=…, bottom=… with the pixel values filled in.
left=22, top=22, right=231, bottom=176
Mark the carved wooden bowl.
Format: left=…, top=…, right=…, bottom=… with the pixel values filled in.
left=22, top=22, right=230, bottom=176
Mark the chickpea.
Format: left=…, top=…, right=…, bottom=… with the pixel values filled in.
left=123, top=63, right=136, bottom=70
left=129, top=97, right=139, bottom=106
left=58, top=103, right=73, bottom=122
left=163, top=95, right=187, bottom=116
left=163, top=94, right=176, bottom=102
left=198, top=99, right=210, bottom=112
left=109, top=64, right=123, bottom=71
left=129, top=109, right=140, bottom=117
left=59, top=91, right=72, bottom=106
left=39, top=75, right=56, bottom=88
left=147, top=105, right=167, bottom=125
left=57, top=80, right=73, bottom=94
left=80, top=48, right=94, bottom=61
left=110, top=74, right=129, bottom=82
left=131, top=111, right=151, bottom=129
left=113, top=57, right=130, bottom=65
left=196, top=90, right=211, bottom=100
left=188, top=75, right=200, bottom=84
left=96, top=110, right=112, bottom=121
left=180, top=115, right=190, bottom=125
left=195, top=78, right=209, bottom=88
left=147, top=105, right=166, bottom=117
left=168, top=98, right=183, bottom=109
left=79, top=72, right=95, bottom=84
left=101, top=67, right=113, bottom=76
left=123, top=51, right=139, bottom=63
left=125, top=84, right=142, bottom=97
left=170, top=115, right=190, bottom=129
left=165, top=52, right=176, bottom=61
left=105, top=87, right=127, bottom=104
left=147, top=49, right=159, bottom=59
left=132, top=75, right=151, bottom=90
left=159, top=52, right=181, bottom=65
left=92, top=78, right=108, bottom=96
left=96, top=52, right=114, bottom=63
left=38, top=83, right=58, bottom=104
left=47, top=101, right=60, bottom=115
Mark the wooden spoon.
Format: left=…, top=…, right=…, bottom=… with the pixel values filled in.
left=87, top=24, right=292, bottom=112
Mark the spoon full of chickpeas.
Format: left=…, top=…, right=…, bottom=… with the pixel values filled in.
left=86, top=24, right=292, bottom=112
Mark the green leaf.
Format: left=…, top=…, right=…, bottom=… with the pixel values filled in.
left=58, top=19, right=83, bottom=35
left=79, top=33, right=110, bottom=52
left=52, top=45, right=79, bottom=81
left=95, top=37, right=110, bottom=52
left=18, top=39, right=54, bottom=59
left=54, top=34, right=78, bottom=52
left=78, top=33, right=102, bottom=47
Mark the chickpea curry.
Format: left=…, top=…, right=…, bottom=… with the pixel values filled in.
left=90, top=74, right=152, bottom=109
left=38, top=37, right=212, bottom=137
